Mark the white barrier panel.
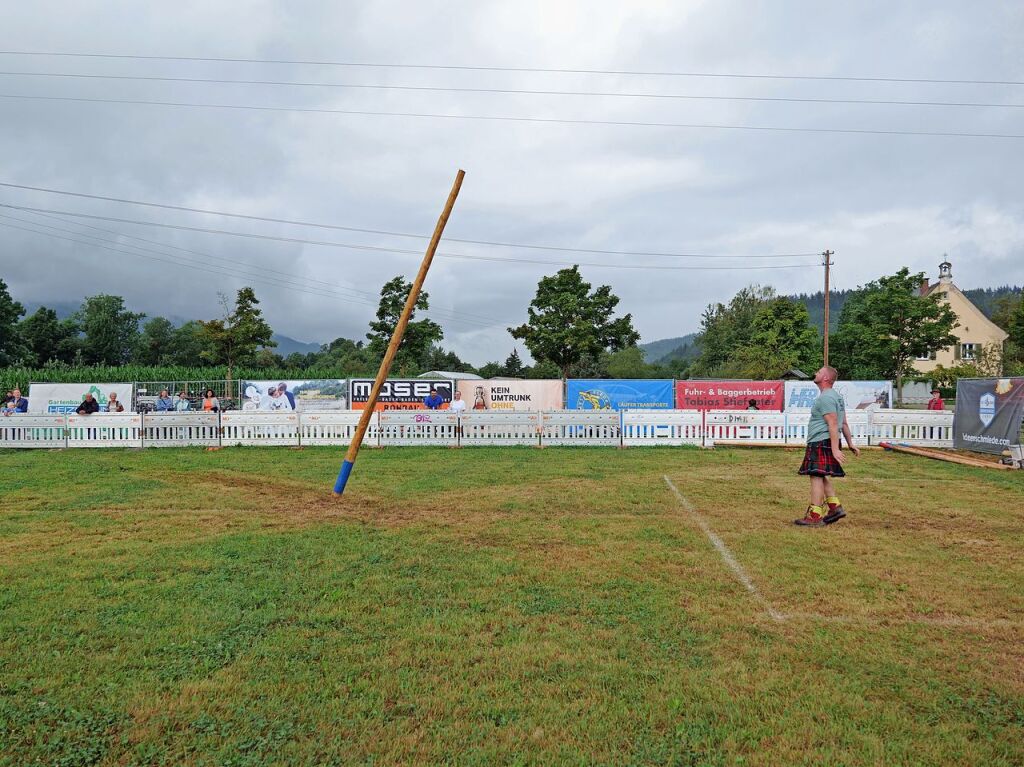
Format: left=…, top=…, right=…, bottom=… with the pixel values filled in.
left=870, top=409, right=954, bottom=448
left=540, top=410, right=620, bottom=446
left=0, top=414, right=68, bottom=448
left=705, top=411, right=786, bottom=445
left=379, top=411, right=459, bottom=446
left=458, top=411, right=540, bottom=446
left=66, top=413, right=143, bottom=448
left=785, top=410, right=872, bottom=445
left=300, top=411, right=376, bottom=446
left=143, top=412, right=221, bottom=447
left=220, top=412, right=299, bottom=446
left=621, top=410, right=703, bottom=446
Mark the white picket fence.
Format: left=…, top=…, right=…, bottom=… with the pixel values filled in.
left=0, top=408, right=964, bottom=450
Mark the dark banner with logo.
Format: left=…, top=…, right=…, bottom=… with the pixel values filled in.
left=953, top=378, right=1024, bottom=454
left=349, top=378, right=454, bottom=411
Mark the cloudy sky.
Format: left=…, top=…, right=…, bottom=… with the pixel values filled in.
left=2, top=1, right=1022, bottom=364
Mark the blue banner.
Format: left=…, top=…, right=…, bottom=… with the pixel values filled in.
left=567, top=379, right=674, bottom=410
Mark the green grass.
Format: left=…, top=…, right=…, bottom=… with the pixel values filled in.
left=0, top=446, right=1022, bottom=766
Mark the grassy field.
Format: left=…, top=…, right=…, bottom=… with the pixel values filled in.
left=0, top=446, right=1022, bottom=766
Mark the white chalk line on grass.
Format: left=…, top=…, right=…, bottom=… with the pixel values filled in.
left=663, top=475, right=786, bottom=623
left=661, top=475, right=1024, bottom=633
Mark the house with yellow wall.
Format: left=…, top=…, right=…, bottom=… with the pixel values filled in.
left=913, top=260, right=1008, bottom=374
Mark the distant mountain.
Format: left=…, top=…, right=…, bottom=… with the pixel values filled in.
left=270, top=334, right=322, bottom=357
left=640, top=333, right=699, bottom=364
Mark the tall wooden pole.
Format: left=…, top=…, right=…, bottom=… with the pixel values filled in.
left=822, top=249, right=833, bottom=367
left=333, top=169, right=465, bottom=496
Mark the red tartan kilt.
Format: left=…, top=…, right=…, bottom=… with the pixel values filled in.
left=798, top=440, right=846, bottom=477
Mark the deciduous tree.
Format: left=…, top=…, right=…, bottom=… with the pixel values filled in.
left=366, top=276, right=443, bottom=374
left=509, top=266, right=639, bottom=379
left=77, top=294, right=144, bottom=366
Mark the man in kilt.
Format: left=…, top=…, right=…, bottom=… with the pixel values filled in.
left=795, top=366, right=860, bottom=526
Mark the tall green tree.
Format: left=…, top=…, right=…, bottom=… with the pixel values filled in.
left=366, top=276, right=443, bottom=373
left=502, top=348, right=524, bottom=377
left=831, top=268, right=958, bottom=403
left=0, top=279, right=29, bottom=366
left=18, top=307, right=80, bottom=365
left=137, top=316, right=176, bottom=365
left=77, top=294, right=144, bottom=365
left=605, top=346, right=658, bottom=379
left=166, top=320, right=209, bottom=366
left=689, top=285, right=776, bottom=377
left=199, top=287, right=275, bottom=383
left=509, top=266, right=639, bottom=379
left=728, top=298, right=821, bottom=378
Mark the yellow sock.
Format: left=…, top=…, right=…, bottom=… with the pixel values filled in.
left=809, top=504, right=824, bottom=516
left=826, top=496, right=840, bottom=508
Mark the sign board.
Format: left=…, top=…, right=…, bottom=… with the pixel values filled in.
left=566, top=379, right=674, bottom=410
left=348, top=378, right=454, bottom=411
left=953, top=377, right=1024, bottom=454
left=675, top=380, right=784, bottom=411
left=27, top=382, right=134, bottom=414
left=784, top=380, right=892, bottom=411
left=240, top=379, right=347, bottom=411
left=457, top=379, right=563, bottom=411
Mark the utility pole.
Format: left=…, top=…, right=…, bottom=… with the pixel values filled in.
left=822, top=249, right=834, bottom=367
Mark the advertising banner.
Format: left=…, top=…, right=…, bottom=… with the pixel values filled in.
left=240, top=379, right=348, bottom=411
left=954, top=377, right=1024, bottom=454
left=349, top=378, right=454, bottom=411
left=566, top=379, right=674, bottom=411
left=784, top=380, right=892, bottom=411
left=27, top=382, right=134, bottom=414
left=458, top=379, right=563, bottom=411
left=676, top=381, right=784, bottom=411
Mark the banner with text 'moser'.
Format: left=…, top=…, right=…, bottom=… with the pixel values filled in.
left=348, top=378, right=454, bottom=411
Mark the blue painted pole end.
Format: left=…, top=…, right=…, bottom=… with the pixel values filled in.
left=333, top=459, right=354, bottom=496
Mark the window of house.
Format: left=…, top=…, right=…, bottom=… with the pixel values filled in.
left=961, top=343, right=977, bottom=360
left=916, top=351, right=936, bottom=361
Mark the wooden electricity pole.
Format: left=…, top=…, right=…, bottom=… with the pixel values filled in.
left=333, top=169, right=466, bottom=496
left=822, top=249, right=834, bottom=367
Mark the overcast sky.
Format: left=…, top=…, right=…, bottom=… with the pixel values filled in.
left=2, top=1, right=1023, bottom=364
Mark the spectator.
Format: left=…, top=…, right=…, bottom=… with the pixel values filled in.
left=76, top=392, right=100, bottom=415
left=6, top=388, right=28, bottom=414
left=202, top=389, right=220, bottom=412
left=155, top=389, right=174, bottom=412
left=1, top=400, right=15, bottom=417
left=926, top=389, right=945, bottom=411
left=423, top=387, right=444, bottom=410
left=174, top=391, right=191, bottom=411
left=106, top=392, right=125, bottom=413
left=747, top=399, right=760, bottom=411
left=449, top=390, right=467, bottom=413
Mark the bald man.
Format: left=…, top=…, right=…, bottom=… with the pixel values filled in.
left=795, top=366, right=859, bottom=526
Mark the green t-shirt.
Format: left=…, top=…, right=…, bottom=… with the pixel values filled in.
left=806, top=389, right=845, bottom=444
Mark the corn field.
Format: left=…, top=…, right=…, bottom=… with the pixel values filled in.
left=0, top=365, right=356, bottom=393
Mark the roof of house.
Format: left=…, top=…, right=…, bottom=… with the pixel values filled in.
left=924, top=281, right=1009, bottom=342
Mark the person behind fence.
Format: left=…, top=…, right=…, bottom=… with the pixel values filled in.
left=155, top=389, right=174, bottom=412
left=795, top=365, right=860, bottom=527
left=174, top=390, right=191, bottom=411
left=76, top=392, right=100, bottom=415
left=106, top=392, right=125, bottom=413
left=3, top=388, right=28, bottom=415
left=202, top=389, right=220, bottom=412
left=423, top=387, right=444, bottom=410
left=449, top=390, right=467, bottom=413
left=927, top=389, right=945, bottom=411
left=747, top=399, right=760, bottom=411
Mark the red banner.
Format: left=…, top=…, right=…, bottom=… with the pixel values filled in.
left=675, top=381, right=784, bottom=411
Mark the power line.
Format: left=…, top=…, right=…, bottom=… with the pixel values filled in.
left=3, top=70, right=1023, bottom=109
left=3, top=93, right=1022, bottom=140
left=0, top=214, right=509, bottom=329
left=1, top=50, right=1021, bottom=86
left=0, top=182, right=820, bottom=258
left=6, top=207, right=501, bottom=327
left=0, top=203, right=816, bottom=271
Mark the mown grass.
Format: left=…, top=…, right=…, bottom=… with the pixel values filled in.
left=0, top=446, right=1021, bottom=766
